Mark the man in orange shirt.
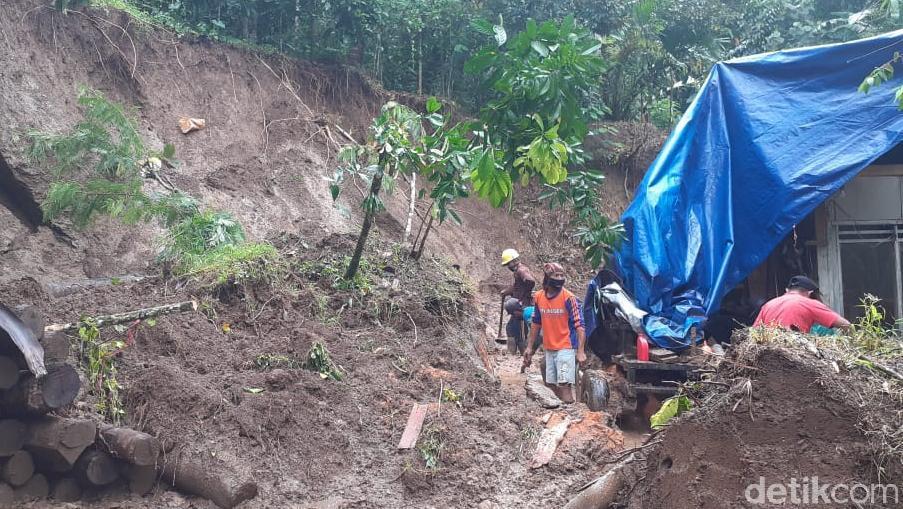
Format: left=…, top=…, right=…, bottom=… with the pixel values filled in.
left=754, top=275, right=850, bottom=333
left=522, top=263, right=586, bottom=403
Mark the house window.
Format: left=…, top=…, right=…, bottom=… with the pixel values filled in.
left=838, top=224, right=899, bottom=320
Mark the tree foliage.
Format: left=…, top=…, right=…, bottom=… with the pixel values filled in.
left=97, top=0, right=902, bottom=123
left=466, top=16, right=605, bottom=205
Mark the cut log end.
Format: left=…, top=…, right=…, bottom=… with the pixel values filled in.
left=14, top=473, right=48, bottom=502
left=0, top=420, right=26, bottom=457
left=74, top=450, right=119, bottom=487
left=3, top=363, right=80, bottom=415
left=50, top=477, right=81, bottom=503
left=25, top=416, right=96, bottom=472
left=2, top=450, right=34, bottom=487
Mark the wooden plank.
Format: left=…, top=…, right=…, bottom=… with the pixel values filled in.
left=397, top=403, right=430, bottom=450
left=530, top=414, right=573, bottom=469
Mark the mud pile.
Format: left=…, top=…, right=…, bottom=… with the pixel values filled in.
left=624, top=334, right=903, bottom=509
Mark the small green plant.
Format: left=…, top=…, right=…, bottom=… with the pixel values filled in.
left=417, top=426, right=444, bottom=470
left=851, top=294, right=893, bottom=353
left=77, top=318, right=126, bottom=424
left=304, top=341, right=344, bottom=381
left=441, top=387, right=461, bottom=406
left=650, top=394, right=693, bottom=430
left=254, top=353, right=301, bottom=370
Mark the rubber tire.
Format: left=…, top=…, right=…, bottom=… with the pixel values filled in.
left=581, top=370, right=610, bottom=412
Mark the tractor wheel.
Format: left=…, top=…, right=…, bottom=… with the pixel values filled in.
left=581, top=370, right=611, bottom=412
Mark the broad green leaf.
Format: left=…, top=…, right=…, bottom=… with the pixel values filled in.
left=426, top=97, right=441, bottom=114
left=162, top=143, right=176, bottom=159
left=470, top=18, right=494, bottom=36
left=650, top=395, right=693, bottom=429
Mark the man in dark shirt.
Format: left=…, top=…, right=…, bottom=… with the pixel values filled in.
left=500, top=249, right=536, bottom=353
left=500, top=249, right=536, bottom=306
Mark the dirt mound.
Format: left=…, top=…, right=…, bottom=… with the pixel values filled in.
left=625, top=336, right=903, bottom=509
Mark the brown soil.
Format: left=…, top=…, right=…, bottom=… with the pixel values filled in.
left=0, top=0, right=666, bottom=507
left=624, top=339, right=903, bottom=509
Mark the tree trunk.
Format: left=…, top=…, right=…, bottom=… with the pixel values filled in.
left=1, top=451, right=33, bottom=487
left=50, top=476, right=81, bottom=502
left=97, top=425, right=159, bottom=466
left=345, top=166, right=384, bottom=280
left=159, top=449, right=258, bottom=509
left=417, top=31, right=423, bottom=95
left=13, top=473, right=47, bottom=501
left=413, top=211, right=434, bottom=260
left=402, top=174, right=417, bottom=245
left=0, top=420, right=26, bottom=457
left=2, top=363, right=80, bottom=416
left=45, top=275, right=148, bottom=298
left=74, top=449, right=119, bottom=487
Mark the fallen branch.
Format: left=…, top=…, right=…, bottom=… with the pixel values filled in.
left=333, top=124, right=357, bottom=144
left=45, top=300, right=198, bottom=333
left=45, top=275, right=149, bottom=298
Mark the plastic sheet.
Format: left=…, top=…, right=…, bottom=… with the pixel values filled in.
left=616, top=30, right=903, bottom=349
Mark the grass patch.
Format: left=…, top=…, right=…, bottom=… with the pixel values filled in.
left=296, top=254, right=380, bottom=296
left=177, top=242, right=284, bottom=287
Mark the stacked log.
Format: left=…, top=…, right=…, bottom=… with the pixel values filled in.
left=0, top=304, right=258, bottom=507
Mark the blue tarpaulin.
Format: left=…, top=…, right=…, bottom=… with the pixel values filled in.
left=615, top=30, right=903, bottom=350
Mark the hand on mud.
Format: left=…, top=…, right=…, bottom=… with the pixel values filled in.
left=576, top=350, right=587, bottom=366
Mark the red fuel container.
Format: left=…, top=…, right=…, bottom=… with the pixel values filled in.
left=636, top=334, right=650, bottom=361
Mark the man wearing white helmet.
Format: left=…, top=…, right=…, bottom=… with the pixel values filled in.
left=500, top=249, right=536, bottom=353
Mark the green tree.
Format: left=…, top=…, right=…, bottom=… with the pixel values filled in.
left=331, top=102, right=425, bottom=279
left=465, top=16, right=606, bottom=203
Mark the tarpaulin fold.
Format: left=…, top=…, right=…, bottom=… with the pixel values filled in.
left=615, top=30, right=903, bottom=350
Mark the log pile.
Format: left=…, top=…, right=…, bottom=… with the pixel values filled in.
left=0, top=304, right=258, bottom=508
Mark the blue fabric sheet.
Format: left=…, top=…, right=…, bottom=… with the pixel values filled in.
left=615, top=30, right=903, bottom=350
